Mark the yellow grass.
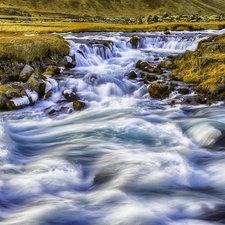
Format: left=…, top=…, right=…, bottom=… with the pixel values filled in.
left=1, top=20, right=225, bottom=34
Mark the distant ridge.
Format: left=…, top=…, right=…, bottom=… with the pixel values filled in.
left=1, top=0, right=225, bottom=18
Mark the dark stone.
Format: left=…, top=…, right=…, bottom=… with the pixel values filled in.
left=62, top=89, right=80, bottom=102
left=44, top=65, right=60, bottom=75
left=135, top=60, right=142, bottom=69
left=130, top=36, right=140, bottom=49
left=0, top=93, right=8, bottom=109
left=73, top=100, right=86, bottom=111
left=127, top=71, right=137, bottom=79
left=178, top=88, right=190, bottom=95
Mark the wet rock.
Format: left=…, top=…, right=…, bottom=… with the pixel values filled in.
left=73, top=100, right=86, bottom=111
left=44, top=65, right=61, bottom=76
left=27, top=73, right=46, bottom=96
left=159, top=60, right=173, bottom=69
left=44, top=91, right=52, bottom=100
left=127, top=71, right=137, bottom=79
left=62, top=88, right=79, bottom=102
left=130, top=36, right=140, bottom=49
left=19, top=64, right=34, bottom=82
left=148, top=82, right=171, bottom=99
left=178, top=88, right=190, bottom=95
left=154, top=65, right=163, bottom=74
left=144, top=74, right=158, bottom=83
left=6, top=96, right=30, bottom=110
left=0, top=93, right=8, bottom=109
left=135, top=60, right=143, bottom=69
left=58, top=56, right=76, bottom=68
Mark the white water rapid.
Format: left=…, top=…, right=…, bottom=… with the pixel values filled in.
left=1, top=30, right=225, bottom=225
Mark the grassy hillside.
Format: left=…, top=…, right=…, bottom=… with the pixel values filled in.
left=1, top=0, right=225, bottom=18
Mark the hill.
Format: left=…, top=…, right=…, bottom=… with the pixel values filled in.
left=1, top=0, right=225, bottom=18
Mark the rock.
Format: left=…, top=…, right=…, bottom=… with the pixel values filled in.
left=135, top=60, right=142, bottom=69
left=19, top=65, right=34, bottom=82
left=159, top=60, right=173, bottom=69
left=130, top=36, right=140, bottom=49
left=143, top=74, right=158, bottom=83
left=0, top=93, right=8, bottom=109
left=73, top=100, right=86, bottom=111
left=143, top=65, right=155, bottom=73
left=127, top=71, right=137, bottom=79
left=163, top=12, right=169, bottom=18
left=62, top=89, right=79, bottom=102
left=27, top=73, right=46, bottom=96
left=44, top=91, right=52, bottom=100
left=154, top=65, right=163, bottom=74
left=148, top=82, right=171, bottom=99
left=6, top=96, right=30, bottom=110
left=44, top=65, right=61, bottom=76
left=178, top=88, right=190, bottom=95
left=58, top=56, right=76, bottom=68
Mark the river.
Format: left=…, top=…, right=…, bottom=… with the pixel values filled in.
left=1, top=30, right=225, bottom=225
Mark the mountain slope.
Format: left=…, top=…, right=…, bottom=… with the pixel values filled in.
left=1, top=0, right=225, bottom=18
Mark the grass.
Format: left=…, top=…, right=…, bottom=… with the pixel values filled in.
left=0, top=33, right=69, bottom=63
left=1, top=20, right=225, bottom=34
left=0, top=19, right=225, bottom=63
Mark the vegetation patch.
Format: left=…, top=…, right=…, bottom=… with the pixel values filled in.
left=0, top=34, right=69, bottom=63
left=170, top=33, right=225, bottom=102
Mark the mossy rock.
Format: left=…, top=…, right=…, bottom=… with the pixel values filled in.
left=73, top=100, right=86, bottom=111
left=44, top=65, right=61, bottom=76
left=27, top=73, right=46, bottom=95
left=148, top=82, right=171, bottom=99
left=130, top=36, right=140, bottom=49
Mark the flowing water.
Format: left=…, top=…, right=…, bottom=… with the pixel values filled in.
left=1, top=30, right=225, bottom=225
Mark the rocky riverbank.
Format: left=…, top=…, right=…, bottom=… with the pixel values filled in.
left=0, top=34, right=86, bottom=112
left=132, top=33, right=225, bottom=105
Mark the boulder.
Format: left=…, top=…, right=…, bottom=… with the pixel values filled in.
left=26, top=73, right=46, bottom=96
left=148, top=82, right=171, bottom=99
left=44, top=65, right=61, bottom=76
left=178, top=88, right=190, bottom=95
left=0, top=93, right=8, bottom=109
left=130, top=36, right=140, bottom=49
left=127, top=71, right=137, bottom=79
left=73, top=100, right=86, bottom=111
left=19, top=64, right=34, bottom=82
left=62, top=89, right=79, bottom=102
left=135, top=60, right=143, bottom=69
left=58, top=56, right=76, bottom=68
left=6, top=96, right=30, bottom=110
